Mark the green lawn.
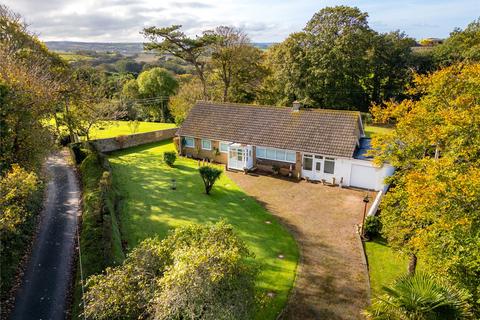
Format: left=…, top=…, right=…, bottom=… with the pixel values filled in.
left=88, top=121, right=176, bottom=139
left=45, top=119, right=176, bottom=140
left=364, top=125, right=393, bottom=138
left=108, top=140, right=299, bottom=319
left=364, top=237, right=408, bottom=296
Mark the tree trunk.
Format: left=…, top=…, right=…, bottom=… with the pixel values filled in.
left=194, top=64, right=208, bottom=100
left=408, top=253, right=417, bottom=275
left=64, top=96, right=75, bottom=143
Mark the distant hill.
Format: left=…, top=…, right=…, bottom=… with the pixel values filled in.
left=45, top=41, right=144, bottom=55
left=45, top=41, right=275, bottom=55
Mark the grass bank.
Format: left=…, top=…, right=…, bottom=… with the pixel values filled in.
left=108, top=140, right=299, bottom=319
left=71, top=148, right=125, bottom=319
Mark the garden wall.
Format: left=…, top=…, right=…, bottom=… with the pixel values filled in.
left=91, top=127, right=177, bottom=153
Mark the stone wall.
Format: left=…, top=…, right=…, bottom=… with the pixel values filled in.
left=91, top=127, right=177, bottom=153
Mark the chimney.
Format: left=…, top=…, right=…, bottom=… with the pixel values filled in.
left=292, top=100, right=301, bottom=112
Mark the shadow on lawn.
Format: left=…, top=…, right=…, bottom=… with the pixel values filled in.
left=109, top=150, right=298, bottom=282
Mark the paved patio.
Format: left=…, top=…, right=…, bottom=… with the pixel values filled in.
left=227, top=171, right=374, bottom=320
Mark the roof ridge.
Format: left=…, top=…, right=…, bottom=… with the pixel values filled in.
left=196, top=100, right=361, bottom=115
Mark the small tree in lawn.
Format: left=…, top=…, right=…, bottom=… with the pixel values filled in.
left=163, top=151, right=176, bottom=167
left=199, top=166, right=222, bottom=195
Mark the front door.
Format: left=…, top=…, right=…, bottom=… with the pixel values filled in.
left=314, top=155, right=323, bottom=180
left=302, top=154, right=324, bottom=181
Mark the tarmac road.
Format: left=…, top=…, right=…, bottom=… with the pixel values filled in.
left=9, top=150, right=81, bottom=320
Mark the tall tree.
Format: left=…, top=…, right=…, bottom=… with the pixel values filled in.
left=142, top=25, right=217, bottom=99
left=433, top=18, right=480, bottom=66
left=257, top=32, right=309, bottom=106
left=137, top=67, right=178, bottom=122
left=366, top=31, right=416, bottom=104
left=208, top=26, right=266, bottom=103
left=168, top=75, right=203, bottom=124
left=371, top=63, right=480, bottom=313
left=303, top=6, right=374, bottom=110
left=0, top=5, right=68, bottom=173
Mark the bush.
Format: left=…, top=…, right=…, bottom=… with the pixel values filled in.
left=84, top=221, right=258, bottom=320
left=57, top=132, right=71, bottom=146
left=198, top=166, right=222, bottom=195
left=70, top=142, right=89, bottom=164
left=163, top=151, right=176, bottom=167
left=0, top=164, right=42, bottom=302
left=364, top=215, right=381, bottom=238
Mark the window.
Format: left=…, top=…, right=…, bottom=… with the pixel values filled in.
left=303, top=154, right=313, bottom=170
left=201, top=139, right=212, bottom=150
left=324, top=157, right=335, bottom=174
left=276, top=150, right=285, bottom=160
left=237, top=149, right=243, bottom=161
left=184, top=137, right=194, bottom=148
left=286, top=152, right=296, bottom=162
left=256, top=146, right=296, bottom=163
left=315, top=161, right=321, bottom=172
left=256, top=147, right=266, bottom=158
left=266, top=148, right=275, bottom=159
left=219, top=141, right=230, bottom=153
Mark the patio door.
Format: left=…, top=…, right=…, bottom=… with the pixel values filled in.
left=228, top=148, right=244, bottom=170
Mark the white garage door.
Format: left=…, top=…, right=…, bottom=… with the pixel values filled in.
left=350, top=164, right=377, bottom=190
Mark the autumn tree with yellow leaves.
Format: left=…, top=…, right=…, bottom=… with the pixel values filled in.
left=371, top=63, right=480, bottom=314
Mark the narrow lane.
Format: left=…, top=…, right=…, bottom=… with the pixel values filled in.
left=10, top=150, right=81, bottom=320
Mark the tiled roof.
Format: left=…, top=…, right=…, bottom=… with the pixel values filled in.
left=177, top=101, right=362, bottom=158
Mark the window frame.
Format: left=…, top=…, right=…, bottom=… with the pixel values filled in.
left=201, top=139, right=212, bottom=151
left=256, top=146, right=296, bottom=163
left=219, top=141, right=230, bottom=153
left=324, top=157, right=335, bottom=174
left=184, top=136, right=195, bottom=148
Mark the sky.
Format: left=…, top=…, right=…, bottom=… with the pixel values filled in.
left=3, top=0, right=479, bottom=43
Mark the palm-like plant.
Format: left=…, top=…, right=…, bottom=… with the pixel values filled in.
left=365, top=273, right=473, bottom=320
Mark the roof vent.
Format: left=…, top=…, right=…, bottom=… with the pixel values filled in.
left=292, top=101, right=301, bottom=112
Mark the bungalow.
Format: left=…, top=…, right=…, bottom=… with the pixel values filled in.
left=177, top=101, right=394, bottom=191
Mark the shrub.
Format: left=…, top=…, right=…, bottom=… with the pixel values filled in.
left=70, top=143, right=89, bottom=164
left=0, top=164, right=40, bottom=234
left=365, top=273, right=473, bottom=319
left=84, top=221, right=258, bottom=320
left=198, top=166, right=222, bottom=195
left=163, top=151, right=177, bottom=167
left=364, top=215, right=381, bottom=238
left=57, top=132, right=71, bottom=146
left=0, top=164, right=42, bottom=301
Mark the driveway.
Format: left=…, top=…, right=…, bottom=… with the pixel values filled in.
left=9, top=150, right=81, bottom=320
left=227, top=171, right=374, bottom=320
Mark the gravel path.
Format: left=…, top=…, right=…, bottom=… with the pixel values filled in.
left=9, top=150, right=81, bottom=320
left=227, top=171, right=373, bottom=320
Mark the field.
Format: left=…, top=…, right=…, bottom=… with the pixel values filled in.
left=364, top=237, right=408, bottom=296
left=46, top=119, right=176, bottom=140
left=108, top=140, right=299, bottom=319
left=88, top=121, right=176, bottom=139
left=57, top=52, right=93, bottom=62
